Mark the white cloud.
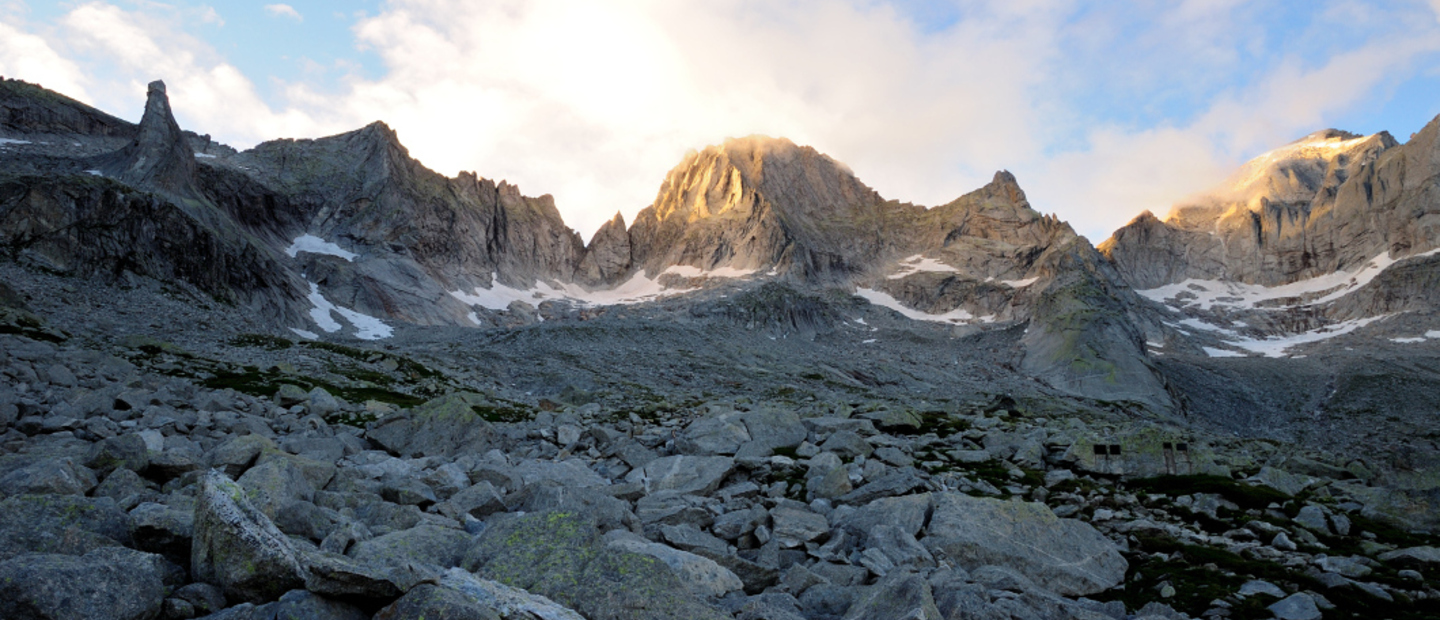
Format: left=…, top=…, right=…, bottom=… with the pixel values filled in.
left=263, top=4, right=301, bottom=21
left=0, top=19, right=91, bottom=102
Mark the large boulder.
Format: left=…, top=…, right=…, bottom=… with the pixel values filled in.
left=366, top=393, right=495, bottom=458
left=625, top=455, right=735, bottom=496
left=86, top=434, right=150, bottom=476
left=922, top=492, right=1127, bottom=596
left=348, top=524, right=473, bottom=572
left=236, top=456, right=317, bottom=519
left=841, top=571, right=942, bottom=620
left=128, top=501, right=193, bottom=564
left=602, top=530, right=743, bottom=598
left=192, top=470, right=307, bottom=603
left=676, top=412, right=751, bottom=456
left=0, top=457, right=97, bottom=496
left=206, top=435, right=276, bottom=479
left=462, top=511, right=730, bottom=620
left=0, top=547, right=167, bottom=620
left=376, top=568, right=585, bottom=620
left=0, top=494, right=132, bottom=561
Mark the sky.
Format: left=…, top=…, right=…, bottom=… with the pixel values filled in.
left=2, top=1, right=1439, bottom=243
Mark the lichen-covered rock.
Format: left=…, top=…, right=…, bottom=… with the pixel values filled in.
left=206, top=435, right=276, bottom=479
left=922, top=492, right=1127, bottom=596
left=192, top=470, right=306, bottom=603
left=603, top=530, right=743, bottom=598
left=85, top=433, right=150, bottom=476
left=625, top=455, right=735, bottom=496
left=128, top=501, right=193, bottom=564
left=0, top=547, right=167, bottom=620
left=462, top=511, right=730, bottom=620
left=841, top=571, right=942, bottom=620
left=366, top=393, right=495, bottom=458
left=377, top=568, right=585, bottom=620
left=0, top=494, right=131, bottom=561
left=348, top=523, right=472, bottom=572
left=0, top=456, right=97, bottom=496
left=236, top=456, right=317, bottom=519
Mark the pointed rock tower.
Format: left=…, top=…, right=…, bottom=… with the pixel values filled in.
left=97, top=80, right=198, bottom=197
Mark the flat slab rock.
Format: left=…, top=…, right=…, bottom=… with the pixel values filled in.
left=921, top=492, right=1127, bottom=596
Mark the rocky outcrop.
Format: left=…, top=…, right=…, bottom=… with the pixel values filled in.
left=0, top=78, right=134, bottom=137
left=1101, top=126, right=1435, bottom=289
left=95, top=81, right=199, bottom=198
left=922, top=493, right=1127, bottom=596
left=576, top=212, right=631, bottom=285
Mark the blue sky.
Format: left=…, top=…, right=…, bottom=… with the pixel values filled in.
left=2, top=1, right=1439, bottom=241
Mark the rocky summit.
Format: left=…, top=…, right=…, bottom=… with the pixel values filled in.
left=1, top=78, right=1440, bottom=620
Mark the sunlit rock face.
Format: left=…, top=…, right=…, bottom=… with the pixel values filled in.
left=1099, top=127, right=1435, bottom=290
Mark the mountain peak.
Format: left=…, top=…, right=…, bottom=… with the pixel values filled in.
left=96, top=79, right=198, bottom=197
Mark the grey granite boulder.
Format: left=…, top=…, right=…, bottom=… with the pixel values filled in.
left=462, top=511, right=730, bottom=620
left=603, top=530, right=743, bottom=598
left=0, top=494, right=131, bottom=560
left=376, top=568, right=584, bottom=620
left=192, top=470, right=307, bottom=603
left=677, top=411, right=751, bottom=455
left=0, top=456, right=97, bottom=496
left=366, top=393, right=495, bottom=458
left=626, top=455, right=735, bottom=495
left=0, top=547, right=167, bottom=620
left=922, top=492, right=1127, bottom=596
left=129, top=501, right=193, bottom=564
left=842, top=571, right=941, bottom=620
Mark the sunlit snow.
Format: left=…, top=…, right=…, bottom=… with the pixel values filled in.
left=86, top=170, right=102, bottom=176
left=0, top=138, right=30, bottom=147
left=286, top=234, right=357, bottom=261
left=662, top=265, right=757, bottom=278
left=1000, top=277, right=1039, bottom=288
left=194, top=153, right=216, bottom=158
left=854, top=288, right=977, bottom=324
left=1428, top=331, right=1440, bottom=339
left=1138, top=249, right=1440, bottom=311
left=1391, top=337, right=1427, bottom=344
left=887, top=255, right=959, bottom=279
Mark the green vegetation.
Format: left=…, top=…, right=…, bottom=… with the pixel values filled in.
left=1101, top=533, right=1440, bottom=620
left=471, top=401, right=536, bottom=424
left=1125, top=475, right=1291, bottom=511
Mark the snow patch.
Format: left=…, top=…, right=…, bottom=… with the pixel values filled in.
left=1391, top=337, right=1427, bottom=344
left=466, top=312, right=481, bottom=326
left=1176, top=318, right=1227, bottom=333
left=305, top=282, right=392, bottom=340
left=451, top=270, right=698, bottom=311
left=862, top=339, right=877, bottom=344
left=289, top=328, right=318, bottom=340
left=194, top=152, right=216, bottom=158
left=1202, top=347, right=1246, bottom=358
left=286, top=234, right=357, bottom=261
left=86, top=170, right=103, bottom=176
left=854, top=318, right=867, bottom=325
left=1138, top=249, right=1440, bottom=311
left=1000, top=277, right=1039, bottom=288
left=662, top=265, right=757, bottom=278
left=887, top=255, right=960, bottom=279
left=0, top=138, right=30, bottom=147
left=1428, top=330, right=1440, bottom=339
left=1224, top=315, right=1386, bottom=357
left=855, top=288, right=977, bottom=324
